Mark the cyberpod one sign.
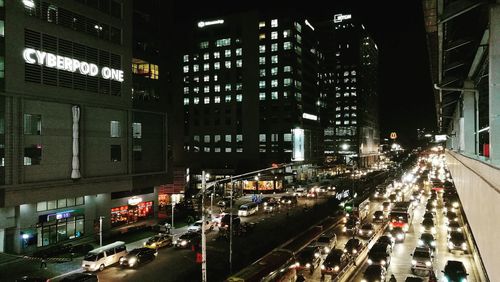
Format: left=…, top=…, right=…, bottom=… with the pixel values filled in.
left=23, top=48, right=124, bottom=82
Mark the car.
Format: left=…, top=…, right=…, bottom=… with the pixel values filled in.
left=358, top=223, right=375, bottom=238
left=174, top=232, right=201, bottom=248
left=425, top=202, right=437, bottom=214
left=420, top=218, right=436, bottom=234
left=390, top=226, right=406, bottom=243
left=376, top=235, right=395, bottom=251
left=361, top=264, right=387, bottom=282
left=418, top=233, right=436, bottom=250
left=445, top=211, right=459, bottom=225
left=315, top=231, right=337, bottom=254
left=60, top=273, right=98, bottom=282
left=293, top=187, right=306, bottom=197
left=422, top=211, right=434, bottom=220
left=343, top=217, right=360, bottom=233
left=187, top=220, right=214, bottom=233
left=143, top=234, right=173, bottom=249
left=447, top=221, right=462, bottom=233
left=447, top=231, right=468, bottom=253
left=263, top=201, right=280, bottom=212
left=119, top=248, right=157, bottom=268
left=279, top=195, right=298, bottom=206
left=443, top=200, right=459, bottom=214
left=410, top=247, right=433, bottom=274
left=343, top=238, right=363, bottom=255
left=217, top=196, right=234, bottom=208
left=220, top=214, right=241, bottom=229
left=382, top=201, right=392, bottom=212
left=388, top=193, right=398, bottom=203
left=442, top=260, right=469, bottom=282
left=295, top=245, right=321, bottom=273
left=367, top=243, right=391, bottom=267
left=373, top=211, right=385, bottom=223
left=320, top=249, right=349, bottom=278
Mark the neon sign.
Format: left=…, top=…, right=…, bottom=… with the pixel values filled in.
left=333, top=14, right=352, bottom=23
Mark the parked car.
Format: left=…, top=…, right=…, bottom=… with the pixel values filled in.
left=263, top=202, right=281, bottom=212
left=143, top=234, right=173, bottom=249
left=293, top=187, right=306, bottom=197
left=119, top=248, right=157, bottom=268
left=60, top=273, right=98, bottom=282
left=187, top=220, right=214, bottom=233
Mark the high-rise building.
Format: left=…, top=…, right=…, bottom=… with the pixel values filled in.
left=173, top=11, right=323, bottom=192
left=317, top=13, right=380, bottom=168
left=0, top=0, right=167, bottom=254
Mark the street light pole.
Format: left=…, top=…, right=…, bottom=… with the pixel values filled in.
left=171, top=202, right=175, bottom=232
left=99, top=216, right=104, bottom=247
left=201, top=171, right=207, bottom=282
left=229, top=176, right=233, bottom=275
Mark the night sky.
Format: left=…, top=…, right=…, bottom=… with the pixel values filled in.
left=172, top=1, right=437, bottom=147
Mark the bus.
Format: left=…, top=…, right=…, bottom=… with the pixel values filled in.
left=238, top=202, right=259, bottom=217
left=343, top=197, right=370, bottom=223
left=388, top=201, right=413, bottom=232
left=226, top=249, right=296, bottom=282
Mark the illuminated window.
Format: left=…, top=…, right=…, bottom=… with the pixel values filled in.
left=259, top=92, right=266, bottom=100
left=216, top=38, right=231, bottom=47
left=351, top=113, right=357, bottom=117
left=295, top=22, right=302, bottom=32
left=259, top=21, right=266, bottom=28
left=225, top=84, right=232, bottom=91
left=260, top=69, right=266, bottom=77
left=215, top=147, right=221, bottom=152
left=203, top=75, right=209, bottom=82
left=225, top=148, right=232, bottom=153
left=193, top=64, right=199, bottom=72
left=284, top=66, right=291, bottom=72
left=259, top=33, right=266, bottom=40
left=213, top=75, right=218, bottom=81
left=204, top=86, right=209, bottom=93
left=259, top=134, right=266, bottom=142
left=271, top=91, right=278, bottom=100
left=214, top=52, right=220, bottom=59
left=194, top=135, right=200, bottom=142
left=344, top=92, right=349, bottom=97
left=204, top=97, right=210, bottom=104
left=271, top=19, right=278, bottom=27
left=271, top=31, right=278, bottom=40
left=283, top=42, right=291, bottom=50
left=271, top=55, right=278, bottom=64
left=183, top=55, right=189, bottom=62
left=259, top=57, right=266, bottom=65
left=214, top=62, right=220, bottom=69
left=225, top=61, right=231, bottom=68
left=283, top=30, right=291, bottom=38
left=352, top=120, right=357, bottom=124
left=203, top=63, right=209, bottom=71
left=193, top=87, right=199, bottom=93
left=236, top=134, right=243, bottom=142
left=183, top=66, right=189, bottom=73
left=284, top=133, right=292, bottom=142
left=259, top=45, right=266, bottom=53
left=225, top=50, right=231, bottom=57
left=336, top=107, right=341, bottom=111
left=335, top=121, right=341, bottom=125
left=203, top=53, right=209, bottom=60
left=225, top=95, right=231, bottom=102
left=194, top=76, right=199, bottom=82
left=351, top=106, right=357, bottom=110
left=225, top=135, right=232, bottom=142
left=204, top=135, right=210, bottom=143
left=271, top=80, right=278, bottom=88
left=236, top=94, right=242, bottom=102
left=214, top=85, right=220, bottom=92
left=204, top=147, right=210, bottom=152
left=236, top=60, right=242, bottom=67
left=236, top=83, right=242, bottom=90
left=200, top=41, right=209, bottom=49
left=271, top=67, right=278, bottom=76
left=184, top=87, right=189, bottom=94
left=351, top=92, right=357, bottom=96
left=336, top=113, right=341, bottom=118
left=214, top=96, right=220, bottom=103
left=271, top=43, right=278, bottom=52
left=236, top=48, right=242, bottom=56
left=183, top=98, right=189, bottom=105
left=259, top=81, right=266, bottom=89
left=284, top=78, right=292, bottom=86
left=283, top=91, right=289, bottom=98
left=194, top=97, right=199, bottom=104
left=336, top=93, right=341, bottom=98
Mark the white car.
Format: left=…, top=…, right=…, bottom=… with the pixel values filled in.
left=187, top=220, right=214, bottom=233
left=293, top=187, right=306, bottom=197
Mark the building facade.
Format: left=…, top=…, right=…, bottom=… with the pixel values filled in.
left=317, top=13, right=380, bottom=168
left=174, top=11, right=323, bottom=192
left=0, top=0, right=168, bottom=254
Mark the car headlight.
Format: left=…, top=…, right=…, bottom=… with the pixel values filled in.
left=334, top=265, right=340, bottom=272
left=151, top=243, right=156, bottom=248
left=397, top=234, right=404, bottom=240
left=425, top=261, right=432, bottom=267
left=431, top=241, right=436, bottom=246
left=411, top=259, right=417, bottom=265
left=367, top=259, right=372, bottom=264
left=314, top=253, right=320, bottom=258
left=418, top=239, right=423, bottom=246
left=320, top=264, right=325, bottom=270
left=462, top=243, right=467, bottom=250
left=352, top=249, right=357, bottom=254
left=324, top=247, right=330, bottom=253
left=128, top=257, right=137, bottom=266
left=453, top=202, right=459, bottom=208
left=359, top=230, right=363, bottom=235
left=381, top=260, right=386, bottom=265
left=295, top=262, right=300, bottom=267
left=82, top=263, right=86, bottom=267
left=173, top=240, right=177, bottom=244
left=181, top=240, right=187, bottom=246
left=457, top=227, right=462, bottom=232
left=342, top=227, right=347, bottom=232
left=379, top=216, right=383, bottom=219
left=120, top=257, right=126, bottom=262
left=448, top=242, right=454, bottom=249
left=368, top=231, right=372, bottom=235
left=306, top=263, right=311, bottom=268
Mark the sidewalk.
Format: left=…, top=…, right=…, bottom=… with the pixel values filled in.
left=0, top=224, right=190, bottom=282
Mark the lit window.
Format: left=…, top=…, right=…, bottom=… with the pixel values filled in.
left=336, top=107, right=341, bottom=111
left=260, top=69, right=266, bottom=77
left=283, top=78, right=292, bottom=86
left=344, top=120, right=350, bottom=125
left=295, top=22, right=302, bottom=32
left=271, top=67, right=278, bottom=76
left=184, top=87, right=189, bottom=94
left=200, top=41, right=209, bottom=49
left=336, top=93, right=341, bottom=98
left=204, top=147, right=210, bottom=152
left=204, top=86, right=210, bottom=93
left=259, top=33, right=266, bottom=40
left=336, top=113, right=341, bottom=118
left=271, top=31, right=278, bottom=40
left=225, top=61, right=231, bottom=68
left=183, top=55, right=189, bottom=62
left=236, top=94, right=242, bottom=102
left=203, top=53, right=209, bottom=60
left=214, top=85, right=220, bottom=92
left=284, top=133, right=292, bottom=142
left=225, top=49, right=231, bottom=57
left=23, top=114, right=41, bottom=135
left=283, top=91, right=289, bottom=97
left=259, top=81, right=266, bottom=89
left=335, top=121, right=341, bottom=125
left=259, top=57, right=266, bottom=65
left=236, top=48, right=242, bottom=56
left=225, top=84, right=232, bottom=91
left=271, top=43, right=278, bottom=52
left=193, top=87, right=199, bottom=93
left=225, top=95, right=231, bottom=102
left=236, top=134, right=243, bottom=142
left=344, top=92, right=349, bottom=97
left=236, top=83, right=242, bottom=90
left=214, top=96, right=221, bottom=103
left=271, top=134, right=278, bottom=142
left=283, top=42, right=291, bottom=50
left=271, top=19, right=278, bottom=27
left=204, top=97, right=210, bottom=104
left=214, top=75, right=218, bottom=81
left=259, top=21, right=266, bottom=28
left=110, top=121, right=121, bottom=138
left=271, top=55, right=278, bottom=64
left=271, top=80, right=278, bottom=88
left=225, top=135, right=232, bottom=142
left=214, top=147, right=221, bottom=152
left=236, top=148, right=243, bottom=153
left=259, top=92, right=266, bottom=100
left=236, top=60, right=242, bottom=67
left=284, top=66, right=291, bottom=72
left=193, top=65, right=199, bottom=72
left=352, top=120, right=357, bottom=124
left=204, top=135, right=210, bottom=143
left=216, top=38, right=231, bottom=47
left=203, top=63, right=209, bottom=71
left=214, top=62, right=220, bottom=69
left=184, top=98, right=189, bottom=105
left=351, top=106, right=357, bottom=110
left=271, top=91, right=278, bottom=100
left=183, top=66, right=189, bottom=73
left=225, top=148, right=232, bottom=153
left=344, top=106, right=349, bottom=110
left=283, top=30, right=291, bottom=38
left=214, top=135, right=221, bottom=142
left=214, top=52, right=220, bottom=59
left=351, top=92, right=357, bottom=97
left=194, top=76, right=199, bottom=82
left=351, top=113, right=357, bottom=117
left=194, top=135, right=200, bottom=142
left=351, top=70, right=356, bottom=75
left=259, top=45, right=266, bottom=53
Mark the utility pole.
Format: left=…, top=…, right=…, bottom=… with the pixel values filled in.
left=229, top=176, right=233, bottom=274
left=210, top=192, right=214, bottom=219
left=99, top=216, right=104, bottom=246
left=201, top=171, right=207, bottom=282
left=171, top=202, right=175, bottom=232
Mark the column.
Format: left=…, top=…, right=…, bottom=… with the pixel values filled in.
left=490, top=3, right=500, bottom=163
left=462, top=80, right=476, bottom=155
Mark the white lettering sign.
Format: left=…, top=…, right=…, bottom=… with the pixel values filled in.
left=333, top=14, right=352, bottom=23
left=198, top=19, right=224, bottom=28
left=23, top=48, right=124, bottom=82
left=302, top=113, right=318, bottom=121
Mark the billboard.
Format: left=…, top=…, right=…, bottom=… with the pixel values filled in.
left=292, top=128, right=304, bottom=161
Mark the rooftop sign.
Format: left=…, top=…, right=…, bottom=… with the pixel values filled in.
left=23, top=48, right=124, bottom=82
left=198, top=19, right=224, bottom=28
left=333, top=14, right=352, bottom=23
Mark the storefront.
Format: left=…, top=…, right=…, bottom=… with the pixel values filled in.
left=110, top=198, right=154, bottom=227
left=36, top=209, right=85, bottom=247
left=243, top=180, right=283, bottom=192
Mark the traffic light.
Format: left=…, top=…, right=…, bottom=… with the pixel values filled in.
left=196, top=252, right=202, bottom=264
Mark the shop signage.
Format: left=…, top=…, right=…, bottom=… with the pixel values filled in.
left=333, top=14, right=352, bottom=23
left=128, top=196, right=143, bottom=206
left=198, top=19, right=224, bottom=28
left=23, top=48, right=124, bottom=82
left=302, top=113, right=318, bottom=121
left=390, top=132, right=397, bottom=139
left=291, top=128, right=305, bottom=162
left=39, top=209, right=83, bottom=223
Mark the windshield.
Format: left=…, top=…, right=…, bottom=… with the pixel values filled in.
left=413, top=250, right=430, bottom=258
left=83, top=254, right=98, bottom=261
left=450, top=233, right=464, bottom=241
left=239, top=206, right=248, bottom=210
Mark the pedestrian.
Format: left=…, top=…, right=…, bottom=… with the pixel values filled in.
left=40, top=255, right=47, bottom=269
left=389, top=274, right=397, bottom=282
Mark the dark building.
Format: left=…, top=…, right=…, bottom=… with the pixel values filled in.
left=0, top=0, right=168, bottom=254
left=173, top=12, right=323, bottom=192
left=317, top=13, right=380, bottom=168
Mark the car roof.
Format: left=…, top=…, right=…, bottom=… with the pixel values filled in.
left=446, top=260, right=465, bottom=267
